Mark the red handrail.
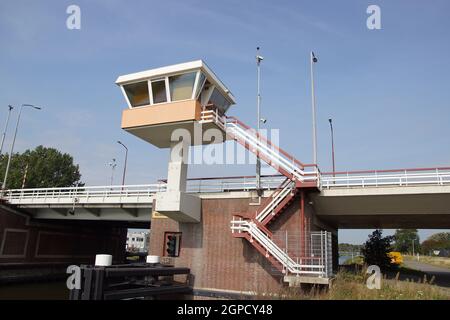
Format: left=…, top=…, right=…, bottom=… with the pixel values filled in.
left=226, top=116, right=307, bottom=169
left=255, top=177, right=291, bottom=217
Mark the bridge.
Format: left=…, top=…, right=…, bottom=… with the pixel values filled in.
left=2, top=60, right=450, bottom=290
left=3, top=167, right=450, bottom=227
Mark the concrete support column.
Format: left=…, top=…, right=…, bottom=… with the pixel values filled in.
left=167, top=140, right=189, bottom=192
left=155, top=139, right=201, bottom=223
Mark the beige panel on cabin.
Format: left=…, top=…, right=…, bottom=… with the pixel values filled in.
left=121, top=100, right=201, bottom=129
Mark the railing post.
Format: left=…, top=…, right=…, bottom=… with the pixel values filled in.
left=319, top=232, right=323, bottom=277
left=285, top=230, right=289, bottom=275
left=375, top=171, right=378, bottom=187
left=436, top=168, right=441, bottom=185
left=324, top=231, right=328, bottom=277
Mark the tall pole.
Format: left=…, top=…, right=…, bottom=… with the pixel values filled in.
left=256, top=47, right=264, bottom=195
left=310, top=51, right=318, bottom=165
left=2, top=104, right=41, bottom=191
left=117, top=141, right=128, bottom=186
left=0, top=105, right=14, bottom=156
left=109, top=158, right=117, bottom=186
left=328, top=118, right=336, bottom=177
left=21, top=163, right=29, bottom=189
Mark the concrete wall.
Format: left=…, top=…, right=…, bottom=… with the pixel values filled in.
left=149, top=193, right=334, bottom=293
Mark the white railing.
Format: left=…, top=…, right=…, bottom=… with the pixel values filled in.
left=185, top=175, right=285, bottom=193
left=231, top=218, right=330, bottom=277
left=4, top=184, right=166, bottom=205
left=4, top=168, right=450, bottom=205
left=255, top=181, right=295, bottom=223
left=200, top=110, right=319, bottom=184
left=321, top=168, right=450, bottom=189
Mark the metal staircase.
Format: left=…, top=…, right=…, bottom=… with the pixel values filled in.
left=200, top=110, right=331, bottom=278
left=200, top=110, right=318, bottom=184
left=231, top=217, right=327, bottom=276
left=255, top=178, right=296, bottom=226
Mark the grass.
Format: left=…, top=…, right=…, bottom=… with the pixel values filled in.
left=326, top=268, right=449, bottom=300
left=260, top=266, right=450, bottom=300
left=404, top=255, right=450, bottom=270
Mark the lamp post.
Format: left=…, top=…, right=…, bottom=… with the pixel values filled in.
left=310, top=51, right=318, bottom=165
left=2, top=104, right=41, bottom=191
left=256, top=47, right=264, bottom=195
left=328, top=118, right=336, bottom=178
left=0, top=105, right=14, bottom=156
left=117, top=141, right=128, bottom=186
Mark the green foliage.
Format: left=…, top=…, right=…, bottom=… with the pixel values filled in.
left=0, top=145, right=83, bottom=189
left=421, top=232, right=450, bottom=254
left=361, top=229, right=395, bottom=270
left=393, top=229, right=420, bottom=254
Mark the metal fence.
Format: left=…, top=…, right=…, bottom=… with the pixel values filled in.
left=271, top=230, right=333, bottom=278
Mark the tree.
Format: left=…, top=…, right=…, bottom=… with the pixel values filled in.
left=361, top=229, right=394, bottom=270
left=0, top=145, right=83, bottom=189
left=393, top=229, right=420, bottom=254
left=421, top=232, right=450, bottom=255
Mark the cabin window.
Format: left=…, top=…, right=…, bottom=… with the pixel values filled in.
left=208, top=88, right=231, bottom=110
left=169, top=72, right=196, bottom=101
left=123, top=81, right=150, bottom=107
left=151, top=80, right=168, bottom=104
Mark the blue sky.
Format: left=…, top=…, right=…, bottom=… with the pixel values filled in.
left=0, top=0, right=449, bottom=243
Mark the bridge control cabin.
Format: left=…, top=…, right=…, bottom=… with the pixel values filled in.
left=116, top=61, right=237, bottom=223
left=116, top=60, right=235, bottom=148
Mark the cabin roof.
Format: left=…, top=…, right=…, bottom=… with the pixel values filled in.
left=115, top=60, right=235, bottom=104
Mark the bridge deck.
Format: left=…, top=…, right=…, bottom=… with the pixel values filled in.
left=2, top=167, right=450, bottom=224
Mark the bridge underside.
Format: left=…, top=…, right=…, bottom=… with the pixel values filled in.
left=12, top=205, right=153, bottom=227
left=313, top=185, right=450, bottom=228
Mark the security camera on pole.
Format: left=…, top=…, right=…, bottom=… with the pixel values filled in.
left=310, top=51, right=318, bottom=165
left=256, top=47, right=264, bottom=196
left=108, top=158, right=117, bottom=187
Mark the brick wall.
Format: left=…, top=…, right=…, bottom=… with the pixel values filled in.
left=149, top=194, right=325, bottom=293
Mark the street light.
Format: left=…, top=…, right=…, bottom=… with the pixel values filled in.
left=0, top=105, right=14, bottom=156
left=2, top=104, right=42, bottom=191
left=310, top=51, right=318, bottom=165
left=328, top=118, right=336, bottom=178
left=117, top=141, right=128, bottom=186
left=256, top=47, right=264, bottom=196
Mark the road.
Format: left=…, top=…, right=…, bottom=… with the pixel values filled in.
left=403, top=259, right=450, bottom=288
